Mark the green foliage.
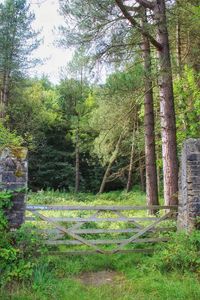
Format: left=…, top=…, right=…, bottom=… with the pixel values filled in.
left=0, top=190, right=13, bottom=230
left=175, top=67, right=200, bottom=148
left=0, top=122, right=23, bottom=149
left=9, top=79, right=60, bottom=148
left=1, top=191, right=200, bottom=299
left=0, top=0, right=41, bottom=117
left=7, top=76, right=104, bottom=192
left=87, top=66, right=144, bottom=190
left=28, top=121, right=75, bottom=190
left=9, top=78, right=75, bottom=191
left=58, top=0, right=140, bottom=65
left=0, top=223, right=46, bottom=286
left=57, top=77, right=103, bottom=192
left=0, top=0, right=40, bottom=76
left=1, top=1, right=199, bottom=196
left=0, top=191, right=45, bottom=286
left=27, top=188, right=146, bottom=205
left=146, top=231, right=200, bottom=273
left=171, top=0, right=200, bottom=71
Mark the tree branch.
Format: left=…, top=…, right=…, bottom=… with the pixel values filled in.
left=124, top=5, right=140, bottom=13
left=135, top=0, right=155, bottom=10
left=115, top=0, right=162, bottom=50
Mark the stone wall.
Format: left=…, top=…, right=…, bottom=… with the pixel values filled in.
left=0, top=147, right=28, bottom=228
left=178, top=139, right=200, bottom=231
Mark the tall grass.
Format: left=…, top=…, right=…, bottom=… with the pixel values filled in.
left=28, top=188, right=148, bottom=205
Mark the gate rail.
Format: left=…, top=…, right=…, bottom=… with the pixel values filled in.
left=26, top=204, right=178, bottom=255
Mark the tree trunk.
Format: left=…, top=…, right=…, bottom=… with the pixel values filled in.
left=75, top=125, right=80, bottom=193
left=154, top=0, right=178, bottom=205
left=0, top=92, right=4, bottom=119
left=99, top=133, right=123, bottom=194
left=176, top=0, right=181, bottom=74
left=139, top=154, right=145, bottom=192
left=0, top=72, right=9, bottom=119
left=141, top=9, right=159, bottom=210
left=126, top=126, right=135, bottom=192
left=114, top=0, right=178, bottom=205
left=176, top=19, right=181, bottom=71
left=74, top=67, right=83, bottom=193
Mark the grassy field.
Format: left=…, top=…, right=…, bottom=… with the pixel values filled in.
left=1, top=189, right=200, bottom=300
left=28, top=188, right=149, bottom=205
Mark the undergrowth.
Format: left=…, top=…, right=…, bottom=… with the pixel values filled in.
left=0, top=190, right=199, bottom=300
left=27, top=188, right=148, bottom=205
left=0, top=191, right=45, bottom=286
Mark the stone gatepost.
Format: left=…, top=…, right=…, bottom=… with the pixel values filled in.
left=0, top=147, right=28, bottom=228
left=178, top=139, right=200, bottom=231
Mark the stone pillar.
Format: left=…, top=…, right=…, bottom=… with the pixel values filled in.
left=0, top=147, right=28, bottom=228
left=178, top=139, right=200, bottom=231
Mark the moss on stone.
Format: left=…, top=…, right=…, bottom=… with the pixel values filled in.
left=11, top=147, right=27, bottom=160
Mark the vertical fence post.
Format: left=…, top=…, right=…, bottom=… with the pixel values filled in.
left=0, top=147, right=28, bottom=229
left=178, top=139, right=200, bottom=231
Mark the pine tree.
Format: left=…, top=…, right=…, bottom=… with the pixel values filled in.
left=0, top=0, right=40, bottom=118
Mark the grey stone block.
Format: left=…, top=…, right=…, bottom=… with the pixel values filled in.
left=178, top=139, right=200, bottom=231
left=0, top=147, right=28, bottom=229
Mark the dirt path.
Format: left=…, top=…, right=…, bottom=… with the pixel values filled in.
left=76, top=270, right=124, bottom=287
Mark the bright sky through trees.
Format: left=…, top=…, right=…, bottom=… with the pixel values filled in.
left=29, top=0, right=73, bottom=83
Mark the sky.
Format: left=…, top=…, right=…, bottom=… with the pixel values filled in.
left=29, top=0, right=73, bottom=84
left=0, top=0, right=107, bottom=84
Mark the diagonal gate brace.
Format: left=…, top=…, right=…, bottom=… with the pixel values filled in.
left=113, top=211, right=173, bottom=253
left=29, top=210, right=106, bottom=254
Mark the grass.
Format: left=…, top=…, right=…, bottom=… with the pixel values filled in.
left=27, top=188, right=148, bottom=205
left=1, top=189, right=200, bottom=300
left=1, top=256, right=200, bottom=300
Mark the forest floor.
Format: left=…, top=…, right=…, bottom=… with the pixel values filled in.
left=1, top=189, right=200, bottom=300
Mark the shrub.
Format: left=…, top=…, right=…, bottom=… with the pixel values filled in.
left=0, top=190, right=13, bottom=230
left=0, top=223, right=47, bottom=286
left=0, top=122, right=23, bottom=149
left=0, top=191, right=46, bottom=286
left=148, top=231, right=200, bottom=273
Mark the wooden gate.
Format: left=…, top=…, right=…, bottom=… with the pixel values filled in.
left=26, top=205, right=178, bottom=255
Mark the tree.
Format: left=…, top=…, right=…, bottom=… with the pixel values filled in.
left=58, top=0, right=156, bottom=197
left=9, top=78, right=76, bottom=191
left=174, top=66, right=200, bottom=147
left=169, top=0, right=200, bottom=73
left=59, top=0, right=179, bottom=205
left=126, top=125, right=136, bottom=192
left=153, top=0, right=178, bottom=205
left=115, top=0, right=178, bottom=205
left=99, top=132, right=123, bottom=193
left=140, top=7, right=159, bottom=210
left=60, top=50, right=93, bottom=192
left=58, top=77, right=93, bottom=192
left=89, top=66, right=144, bottom=192
left=0, top=0, right=40, bottom=119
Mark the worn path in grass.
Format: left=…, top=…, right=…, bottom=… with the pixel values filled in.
left=76, top=270, right=123, bottom=286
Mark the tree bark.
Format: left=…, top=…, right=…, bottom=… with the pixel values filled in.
left=0, top=72, right=9, bottom=119
left=141, top=9, right=159, bottom=211
left=139, top=154, right=145, bottom=192
left=99, top=133, right=123, bottom=194
left=176, top=0, right=181, bottom=74
left=126, top=125, right=135, bottom=192
left=154, top=0, right=178, bottom=205
left=176, top=18, right=181, bottom=72
left=75, top=123, right=80, bottom=193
